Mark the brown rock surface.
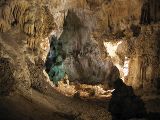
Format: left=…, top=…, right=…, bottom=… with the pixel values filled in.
left=0, top=0, right=160, bottom=120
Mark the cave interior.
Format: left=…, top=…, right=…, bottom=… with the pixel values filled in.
left=0, top=0, right=160, bottom=120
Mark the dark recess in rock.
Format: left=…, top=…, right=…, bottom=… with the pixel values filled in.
left=130, top=24, right=141, bottom=37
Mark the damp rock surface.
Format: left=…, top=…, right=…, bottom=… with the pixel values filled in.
left=0, top=0, right=160, bottom=120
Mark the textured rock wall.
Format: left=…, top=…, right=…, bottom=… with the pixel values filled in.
left=0, top=0, right=55, bottom=50
left=127, top=24, right=160, bottom=93
left=0, top=0, right=160, bottom=94
left=0, top=0, right=55, bottom=94
left=0, top=57, right=15, bottom=95
left=0, top=32, right=31, bottom=95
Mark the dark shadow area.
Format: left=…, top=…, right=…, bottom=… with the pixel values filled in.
left=147, top=112, right=160, bottom=120
left=45, top=35, right=58, bottom=73
left=108, top=78, right=147, bottom=120
left=44, top=35, right=66, bottom=86
left=140, top=1, right=151, bottom=25
left=130, top=24, right=141, bottom=37
left=140, top=0, right=160, bottom=25
left=44, top=35, right=66, bottom=74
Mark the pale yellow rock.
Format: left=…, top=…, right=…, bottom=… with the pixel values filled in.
left=24, top=21, right=35, bottom=35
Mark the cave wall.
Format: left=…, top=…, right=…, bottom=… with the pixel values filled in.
left=57, top=0, right=160, bottom=92
left=127, top=25, right=160, bottom=93
left=56, top=0, right=142, bottom=85
left=0, top=0, right=55, bottom=49
left=0, top=0, right=56, bottom=94
left=0, top=57, right=15, bottom=95
left=0, top=0, right=160, bottom=94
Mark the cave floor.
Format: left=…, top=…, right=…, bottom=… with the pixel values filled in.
left=0, top=87, right=111, bottom=120
left=1, top=85, right=160, bottom=120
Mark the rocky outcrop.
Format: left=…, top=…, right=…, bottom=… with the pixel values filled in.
left=59, top=9, right=120, bottom=85
left=109, top=78, right=146, bottom=120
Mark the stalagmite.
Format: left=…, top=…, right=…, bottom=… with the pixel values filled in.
left=0, top=1, right=160, bottom=119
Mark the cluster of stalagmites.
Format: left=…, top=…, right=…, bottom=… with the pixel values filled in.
left=0, top=0, right=55, bottom=49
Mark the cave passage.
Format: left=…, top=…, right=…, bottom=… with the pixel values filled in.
left=0, top=0, right=160, bottom=120
left=44, top=35, right=66, bottom=85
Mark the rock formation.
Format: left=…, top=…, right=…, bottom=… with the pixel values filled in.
left=0, top=0, right=160, bottom=119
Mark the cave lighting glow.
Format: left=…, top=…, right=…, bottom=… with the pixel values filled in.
left=123, top=57, right=129, bottom=77
left=104, top=41, right=122, bottom=58
left=104, top=41, right=129, bottom=80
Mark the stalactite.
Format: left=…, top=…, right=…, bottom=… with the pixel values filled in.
left=27, top=37, right=39, bottom=50
left=23, top=21, right=35, bottom=35
left=0, top=0, right=55, bottom=51
left=2, top=4, right=12, bottom=24
left=0, top=19, right=10, bottom=32
left=34, top=19, right=43, bottom=37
